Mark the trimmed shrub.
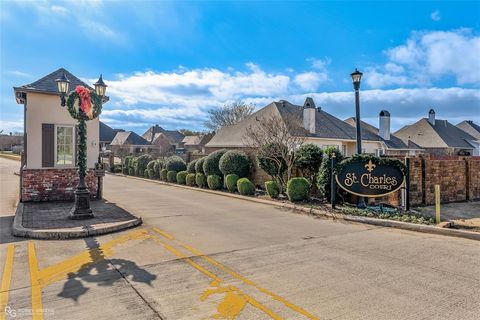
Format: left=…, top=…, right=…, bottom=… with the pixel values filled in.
left=112, top=165, right=122, bottom=173
left=131, top=157, right=139, bottom=175
left=146, top=160, right=157, bottom=179
left=146, top=169, right=154, bottom=179
left=195, top=157, right=206, bottom=174
left=167, top=170, right=177, bottom=183
left=176, top=171, right=187, bottom=184
left=219, top=150, right=251, bottom=177
left=123, top=155, right=135, bottom=174
left=196, top=173, right=207, bottom=188
left=237, top=178, right=255, bottom=196
left=295, top=144, right=323, bottom=184
left=287, top=177, right=310, bottom=202
left=153, top=159, right=163, bottom=179
left=160, top=168, right=168, bottom=181
left=135, top=154, right=154, bottom=177
left=186, top=173, right=196, bottom=186
left=256, top=142, right=287, bottom=178
left=225, top=174, right=239, bottom=193
left=265, top=180, right=280, bottom=198
left=165, top=156, right=187, bottom=172
left=128, top=167, right=135, bottom=176
left=203, top=149, right=227, bottom=177
left=187, top=159, right=198, bottom=174
left=317, top=146, right=344, bottom=200
left=207, top=175, right=222, bottom=190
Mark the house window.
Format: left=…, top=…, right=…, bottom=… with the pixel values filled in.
left=56, top=125, right=75, bottom=165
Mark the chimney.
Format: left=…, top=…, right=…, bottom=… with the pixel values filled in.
left=428, top=109, right=435, bottom=125
left=379, top=110, right=391, bottom=140
left=303, top=97, right=316, bottom=134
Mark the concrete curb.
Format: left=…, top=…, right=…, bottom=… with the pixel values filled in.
left=112, top=173, right=480, bottom=241
left=12, top=202, right=143, bottom=240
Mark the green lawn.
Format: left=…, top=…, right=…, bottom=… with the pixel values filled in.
left=0, top=151, right=21, bottom=161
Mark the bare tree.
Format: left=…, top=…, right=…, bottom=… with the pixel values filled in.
left=204, top=101, right=255, bottom=131
left=243, top=112, right=306, bottom=192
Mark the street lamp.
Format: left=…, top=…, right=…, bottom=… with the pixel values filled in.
left=57, top=73, right=106, bottom=219
left=350, top=68, right=366, bottom=208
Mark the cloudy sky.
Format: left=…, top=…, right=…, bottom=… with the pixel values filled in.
left=1, top=0, right=479, bottom=134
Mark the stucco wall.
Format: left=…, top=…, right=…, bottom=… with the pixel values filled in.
left=26, top=93, right=99, bottom=169
left=304, top=138, right=381, bottom=156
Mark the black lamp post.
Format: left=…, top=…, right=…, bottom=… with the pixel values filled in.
left=350, top=68, right=366, bottom=208
left=55, top=72, right=107, bottom=219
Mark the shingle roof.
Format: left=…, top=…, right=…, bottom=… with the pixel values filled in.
left=429, top=119, right=477, bottom=148
left=110, top=131, right=150, bottom=146
left=182, top=135, right=203, bottom=146
left=206, top=99, right=382, bottom=148
left=344, top=117, right=410, bottom=149
left=457, top=121, right=480, bottom=140
left=152, top=130, right=185, bottom=145
left=142, top=125, right=165, bottom=143
left=100, top=121, right=124, bottom=143
left=15, top=68, right=92, bottom=94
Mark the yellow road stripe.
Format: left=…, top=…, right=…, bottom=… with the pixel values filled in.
left=150, top=234, right=282, bottom=319
left=152, top=228, right=174, bottom=240
left=28, top=242, right=43, bottom=320
left=0, top=244, right=15, bottom=320
left=153, top=229, right=320, bottom=320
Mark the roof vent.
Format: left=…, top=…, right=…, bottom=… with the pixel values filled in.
left=428, top=109, right=435, bottom=125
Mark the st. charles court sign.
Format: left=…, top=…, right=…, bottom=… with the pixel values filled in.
left=335, top=155, right=406, bottom=197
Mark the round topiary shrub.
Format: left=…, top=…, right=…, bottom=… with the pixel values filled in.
left=225, top=174, right=239, bottom=193
left=196, top=173, right=206, bottom=188
left=295, top=144, right=323, bottom=184
left=207, top=174, right=222, bottom=190
left=167, top=170, right=177, bottom=183
left=186, top=173, right=196, bottom=186
left=265, top=180, right=280, bottom=198
left=195, top=157, right=205, bottom=174
left=203, top=149, right=227, bottom=177
left=160, top=168, right=168, bottom=181
left=153, top=159, right=163, bottom=179
left=219, top=150, right=251, bottom=178
left=237, top=178, right=255, bottom=196
left=287, top=177, right=310, bottom=202
left=128, top=167, right=135, bottom=176
left=176, top=171, right=187, bottom=184
left=123, top=155, right=135, bottom=174
left=187, top=159, right=197, bottom=174
left=146, top=160, right=157, bottom=179
left=135, top=154, right=154, bottom=177
left=165, top=156, right=187, bottom=172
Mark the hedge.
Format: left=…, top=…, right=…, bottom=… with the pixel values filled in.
left=317, top=146, right=344, bottom=200
left=160, top=168, right=168, bottom=181
left=135, top=154, right=154, bottom=177
left=287, top=177, right=310, bottom=202
left=237, top=178, right=255, bottom=196
left=265, top=180, right=280, bottom=198
left=187, top=159, right=197, bottom=174
left=295, top=144, right=323, bottom=184
left=176, top=171, right=188, bottom=184
left=195, top=157, right=206, bottom=174
left=146, top=160, right=157, bottom=179
left=153, top=159, right=163, bottom=178
left=123, top=155, right=135, bottom=174
left=165, top=156, right=187, bottom=172
left=167, top=170, right=177, bottom=183
left=207, top=174, right=222, bottom=190
left=203, top=149, right=227, bottom=177
left=219, top=150, right=251, bottom=177
left=128, top=167, right=135, bottom=176
left=225, top=174, right=239, bottom=193
left=186, top=173, right=196, bottom=186
left=196, top=173, right=207, bottom=188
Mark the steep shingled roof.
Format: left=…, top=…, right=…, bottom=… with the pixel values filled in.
left=344, top=117, right=410, bottom=149
left=110, top=131, right=150, bottom=146
left=15, top=68, right=92, bottom=94
left=457, top=120, right=480, bottom=140
left=100, top=121, right=124, bottom=143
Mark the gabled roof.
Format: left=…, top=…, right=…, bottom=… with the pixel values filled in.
left=431, top=119, right=477, bottom=148
left=142, top=125, right=165, bottom=143
left=110, top=131, right=150, bottom=146
left=14, top=68, right=109, bottom=103
left=182, top=135, right=203, bottom=146
left=457, top=121, right=480, bottom=140
left=152, top=130, right=185, bottom=145
left=99, top=121, right=124, bottom=143
left=344, top=117, right=411, bottom=149
left=206, top=99, right=381, bottom=148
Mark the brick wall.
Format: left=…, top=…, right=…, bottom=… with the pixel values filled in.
left=467, top=158, right=480, bottom=200
left=21, top=168, right=98, bottom=202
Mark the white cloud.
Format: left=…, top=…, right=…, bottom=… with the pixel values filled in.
left=50, top=5, right=68, bottom=14
left=0, top=120, right=24, bottom=133
left=79, top=21, right=120, bottom=41
left=365, top=29, right=480, bottom=88
left=307, top=57, right=331, bottom=71
left=431, top=10, right=441, bottom=21
left=294, top=72, right=328, bottom=91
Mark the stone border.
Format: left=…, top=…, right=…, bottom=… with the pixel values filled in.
left=112, top=173, right=480, bottom=241
left=12, top=202, right=142, bottom=240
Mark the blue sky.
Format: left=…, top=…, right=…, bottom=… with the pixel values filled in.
left=1, top=0, right=479, bottom=134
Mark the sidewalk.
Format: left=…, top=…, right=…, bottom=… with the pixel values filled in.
left=415, top=201, right=480, bottom=232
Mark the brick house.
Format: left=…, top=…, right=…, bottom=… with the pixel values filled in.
left=109, top=131, right=152, bottom=156
left=14, top=68, right=103, bottom=201
left=181, top=133, right=214, bottom=153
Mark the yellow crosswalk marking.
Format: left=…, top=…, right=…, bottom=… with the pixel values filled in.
left=0, top=244, right=15, bottom=320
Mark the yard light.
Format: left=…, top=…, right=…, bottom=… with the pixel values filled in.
left=55, top=72, right=70, bottom=107
left=350, top=68, right=363, bottom=90
left=94, top=74, right=107, bottom=97
left=351, top=68, right=366, bottom=209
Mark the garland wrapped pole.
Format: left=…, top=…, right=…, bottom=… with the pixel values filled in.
left=56, top=73, right=106, bottom=219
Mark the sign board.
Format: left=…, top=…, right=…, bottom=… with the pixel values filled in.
left=335, top=159, right=405, bottom=197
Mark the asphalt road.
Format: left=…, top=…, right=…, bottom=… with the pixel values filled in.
left=1, top=157, right=479, bottom=319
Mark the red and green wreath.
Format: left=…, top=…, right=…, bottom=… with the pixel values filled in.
left=66, top=86, right=102, bottom=121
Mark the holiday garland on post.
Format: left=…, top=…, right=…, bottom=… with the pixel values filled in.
left=66, top=86, right=103, bottom=179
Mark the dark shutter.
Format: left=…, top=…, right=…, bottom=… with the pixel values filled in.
left=42, top=124, right=55, bottom=167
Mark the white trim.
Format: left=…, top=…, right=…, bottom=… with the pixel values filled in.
left=54, top=124, right=76, bottom=168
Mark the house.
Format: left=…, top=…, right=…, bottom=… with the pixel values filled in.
left=0, top=133, right=23, bottom=152
left=206, top=98, right=388, bottom=156
left=142, top=124, right=185, bottom=154
left=99, top=121, right=124, bottom=151
left=181, top=133, right=214, bottom=153
left=394, top=109, right=480, bottom=156
left=13, top=68, right=102, bottom=201
left=344, top=110, right=424, bottom=156
left=457, top=120, right=480, bottom=141
left=110, top=131, right=152, bottom=156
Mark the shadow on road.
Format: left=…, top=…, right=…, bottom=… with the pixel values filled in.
left=0, top=216, right=27, bottom=244
left=58, top=233, right=156, bottom=303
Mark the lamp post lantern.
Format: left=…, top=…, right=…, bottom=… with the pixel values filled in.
left=56, top=72, right=106, bottom=219
left=350, top=68, right=366, bottom=208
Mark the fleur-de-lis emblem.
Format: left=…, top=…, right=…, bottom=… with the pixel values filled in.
left=365, top=160, right=376, bottom=172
